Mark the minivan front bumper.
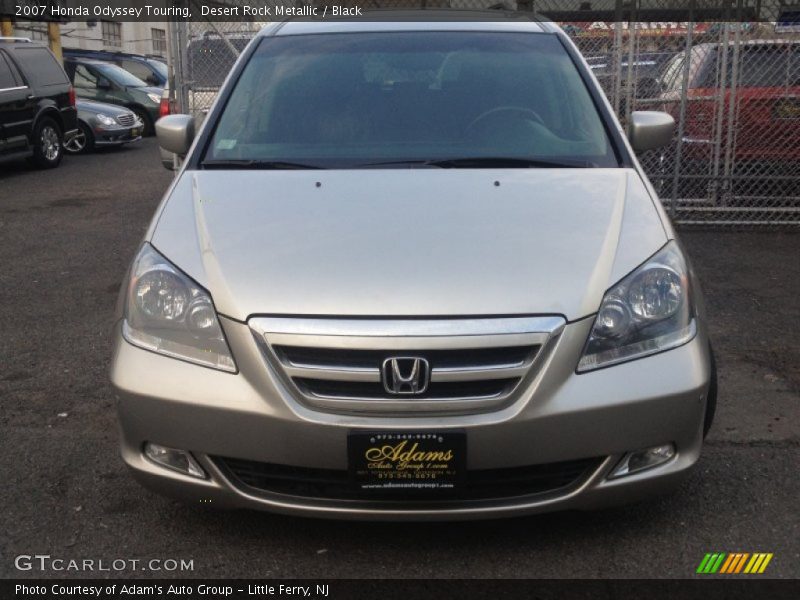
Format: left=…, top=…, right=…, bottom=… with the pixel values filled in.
left=111, top=315, right=711, bottom=520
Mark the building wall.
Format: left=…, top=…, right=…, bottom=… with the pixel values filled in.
left=10, top=20, right=171, bottom=61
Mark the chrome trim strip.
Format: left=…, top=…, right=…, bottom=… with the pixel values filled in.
left=430, top=363, right=529, bottom=382
left=264, top=331, right=549, bottom=350
left=284, top=364, right=381, bottom=382
left=301, top=390, right=510, bottom=414
left=251, top=316, right=565, bottom=338
left=282, top=361, right=528, bottom=384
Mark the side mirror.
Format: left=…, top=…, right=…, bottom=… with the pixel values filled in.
left=628, top=111, right=675, bottom=152
left=156, top=114, right=195, bottom=157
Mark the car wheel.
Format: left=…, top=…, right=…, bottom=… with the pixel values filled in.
left=132, top=107, right=154, bottom=136
left=31, top=117, right=63, bottom=168
left=64, top=122, right=94, bottom=154
left=703, top=343, right=718, bottom=439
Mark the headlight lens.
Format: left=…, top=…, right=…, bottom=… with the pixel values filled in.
left=147, top=92, right=161, bottom=104
left=122, top=244, right=236, bottom=372
left=577, top=241, right=696, bottom=372
left=95, top=113, right=116, bottom=127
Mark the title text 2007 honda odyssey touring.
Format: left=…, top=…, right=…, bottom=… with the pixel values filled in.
left=110, top=17, right=717, bottom=520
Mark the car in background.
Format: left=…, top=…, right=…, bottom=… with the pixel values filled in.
left=63, top=49, right=167, bottom=87
left=589, top=51, right=677, bottom=110
left=64, top=99, right=142, bottom=154
left=63, top=57, right=162, bottom=135
left=0, top=37, right=77, bottom=168
left=658, top=40, right=800, bottom=166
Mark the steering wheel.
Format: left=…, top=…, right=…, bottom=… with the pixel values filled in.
left=466, top=106, right=545, bottom=134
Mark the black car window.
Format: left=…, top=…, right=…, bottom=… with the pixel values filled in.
left=121, top=59, right=154, bottom=82
left=12, top=47, right=68, bottom=87
left=73, top=64, right=100, bottom=89
left=659, top=53, right=685, bottom=92
left=736, top=45, right=799, bottom=87
left=701, top=44, right=800, bottom=88
left=147, top=59, right=167, bottom=79
left=93, top=62, right=148, bottom=87
left=0, top=52, right=18, bottom=89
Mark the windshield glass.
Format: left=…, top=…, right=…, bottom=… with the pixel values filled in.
left=147, top=59, right=168, bottom=79
left=94, top=62, right=149, bottom=87
left=204, top=32, right=617, bottom=168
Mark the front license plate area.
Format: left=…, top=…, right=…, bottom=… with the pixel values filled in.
left=348, top=432, right=466, bottom=495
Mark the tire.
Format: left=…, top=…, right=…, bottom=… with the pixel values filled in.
left=64, top=121, right=94, bottom=155
left=31, top=117, right=63, bottom=168
left=132, top=107, right=154, bottom=136
left=703, top=343, right=718, bottom=439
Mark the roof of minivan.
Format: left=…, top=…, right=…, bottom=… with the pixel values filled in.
left=63, top=57, right=110, bottom=64
left=265, top=12, right=555, bottom=37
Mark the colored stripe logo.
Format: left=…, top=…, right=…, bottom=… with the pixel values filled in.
left=697, top=553, right=773, bottom=574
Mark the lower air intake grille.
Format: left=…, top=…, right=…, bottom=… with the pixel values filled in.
left=214, top=456, right=603, bottom=502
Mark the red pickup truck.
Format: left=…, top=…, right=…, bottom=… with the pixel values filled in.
left=659, top=40, right=800, bottom=166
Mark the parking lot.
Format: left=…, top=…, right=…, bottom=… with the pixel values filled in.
left=0, top=139, right=798, bottom=579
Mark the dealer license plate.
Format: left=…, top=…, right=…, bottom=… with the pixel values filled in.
left=348, top=431, right=466, bottom=493
left=774, top=99, right=800, bottom=120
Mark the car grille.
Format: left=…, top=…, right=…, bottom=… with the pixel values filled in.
left=250, top=317, right=565, bottom=416
left=214, top=456, right=603, bottom=503
left=116, top=113, right=136, bottom=127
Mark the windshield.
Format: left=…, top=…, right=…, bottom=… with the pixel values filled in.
left=204, top=32, right=618, bottom=168
left=147, top=59, right=168, bottom=79
left=94, top=62, right=149, bottom=87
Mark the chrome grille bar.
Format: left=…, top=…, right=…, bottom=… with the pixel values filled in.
left=283, top=364, right=381, bottom=382
left=116, top=113, right=136, bottom=126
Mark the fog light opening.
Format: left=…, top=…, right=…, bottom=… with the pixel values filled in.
left=609, top=443, right=676, bottom=479
left=144, top=442, right=206, bottom=478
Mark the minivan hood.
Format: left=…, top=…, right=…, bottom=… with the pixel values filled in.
left=150, top=169, right=666, bottom=321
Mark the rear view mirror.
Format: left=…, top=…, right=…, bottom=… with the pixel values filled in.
left=97, top=77, right=112, bottom=90
left=628, top=111, right=675, bottom=151
left=156, top=114, right=195, bottom=157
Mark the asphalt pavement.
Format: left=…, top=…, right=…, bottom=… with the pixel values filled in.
left=0, top=139, right=798, bottom=579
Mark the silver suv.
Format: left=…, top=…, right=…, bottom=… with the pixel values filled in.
left=111, top=17, right=716, bottom=520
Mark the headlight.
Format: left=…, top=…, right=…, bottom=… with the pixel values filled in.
left=147, top=92, right=161, bottom=104
left=122, top=244, right=236, bottom=372
left=95, top=113, right=116, bottom=127
left=577, top=241, right=696, bottom=372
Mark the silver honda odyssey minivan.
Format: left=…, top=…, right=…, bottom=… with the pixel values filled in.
left=111, top=16, right=717, bottom=520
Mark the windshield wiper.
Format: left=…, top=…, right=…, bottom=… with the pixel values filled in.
left=201, top=159, right=324, bottom=170
left=426, top=157, right=596, bottom=169
left=353, top=159, right=444, bottom=168
left=356, top=157, right=596, bottom=169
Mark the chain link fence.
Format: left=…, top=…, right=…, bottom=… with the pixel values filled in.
left=169, top=0, right=800, bottom=226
